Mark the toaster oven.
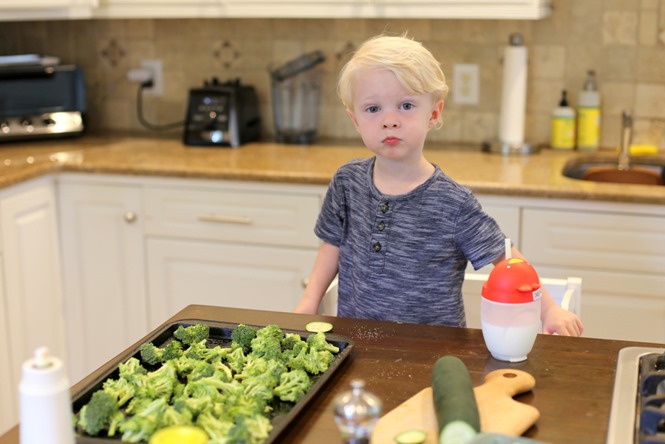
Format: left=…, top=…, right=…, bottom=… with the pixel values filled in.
left=0, top=64, right=87, bottom=143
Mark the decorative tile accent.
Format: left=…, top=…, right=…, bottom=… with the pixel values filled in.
left=213, top=40, right=240, bottom=70
left=101, top=39, right=126, bottom=67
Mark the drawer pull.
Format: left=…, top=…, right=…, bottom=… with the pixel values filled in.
left=198, top=214, right=253, bottom=225
left=124, top=211, right=137, bottom=223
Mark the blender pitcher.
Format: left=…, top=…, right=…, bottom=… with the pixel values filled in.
left=270, top=50, right=325, bottom=144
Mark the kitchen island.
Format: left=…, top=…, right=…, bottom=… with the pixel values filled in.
left=0, top=304, right=659, bottom=444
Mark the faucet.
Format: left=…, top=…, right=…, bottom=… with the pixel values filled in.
left=617, top=110, right=633, bottom=171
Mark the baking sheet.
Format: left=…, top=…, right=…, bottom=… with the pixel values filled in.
left=71, top=319, right=355, bottom=443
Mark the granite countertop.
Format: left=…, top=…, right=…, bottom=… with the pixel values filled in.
left=1, top=135, right=665, bottom=205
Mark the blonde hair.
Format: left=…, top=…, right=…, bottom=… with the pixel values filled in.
left=337, top=34, right=449, bottom=111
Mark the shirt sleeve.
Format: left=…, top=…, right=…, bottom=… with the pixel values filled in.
left=455, top=194, right=507, bottom=270
left=314, top=172, right=347, bottom=247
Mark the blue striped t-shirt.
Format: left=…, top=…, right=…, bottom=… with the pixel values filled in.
left=315, top=157, right=506, bottom=327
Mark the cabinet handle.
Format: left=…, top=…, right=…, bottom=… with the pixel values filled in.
left=124, top=211, right=137, bottom=223
left=198, top=214, right=253, bottom=225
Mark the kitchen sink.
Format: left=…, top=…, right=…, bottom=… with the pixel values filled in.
left=562, top=155, right=665, bottom=186
left=607, top=346, right=665, bottom=444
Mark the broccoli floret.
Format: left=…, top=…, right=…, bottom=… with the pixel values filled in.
left=242, top=373, right=278, bottom=403
left=273, top=369, right=312, bottom=403
left=103, top=377, right=135, bottom=407
left=255, top=324, right=284, bottom=342
left=196, top=410, right=234, bottom=442
left=283, top=341, right=309, bottom=371
left=157, top=405, right=194, bottom=428
left=163, top=340, right=184, bottom=361
left=172, top=396, right=212, bottom=417
left=119, top=414, right=159, bottom=443
left=234, top=355, right=268, bottom=381
left=187, top=360, right=215, bottom=382
left=230, top=324, right=257, bottom=354
left=135, top=361, right=178, bottom=400
left=304, top=348, right=334, bottom=375
left=107, top=410, right=125, bottom=437
left=185, top=339, right=226, bottom=362
left=243, top=413, right=273, bottom=443
left=173, top=323, right=210, bottom=345
left=118, top=357, right=148, bottom=382
left=211, top=360, right=233, bottom=382
left=139, top=342, right=164, bottom=365
left=307, top=331, right=340, bottom=354
left=282, top=332, right=304, bottom=351
left=250, top=335, right=283, bottom=361
left=226, top=347, right=246, bottom=373
left=79, top=389, right=119, bottom=436
left=119, top=397, right=168, bottom=442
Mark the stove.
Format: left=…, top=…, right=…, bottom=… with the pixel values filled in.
left=608, top=347, right=665, bottom=444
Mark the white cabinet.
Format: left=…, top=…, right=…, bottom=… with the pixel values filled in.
left=0, top=0, right=95, bottom=20
left=143, top=178, right=324, bottom=329
left=0, top=258, right=15, bottom=436
left=146, top=238, right=317, bottom=329
left=221, top=0, right=551, bottom=19
left=0, top=177, right=66, bottom=434
left=58, top=174, right=148, bottom=384
left=91, top=0, right=552, bottom=19
left=520, top=204, right=665, bottom=343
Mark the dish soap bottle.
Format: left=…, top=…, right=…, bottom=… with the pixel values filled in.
left=576, top=70, right=601, bottom=151
left=550, top=89, right=576, bottom=150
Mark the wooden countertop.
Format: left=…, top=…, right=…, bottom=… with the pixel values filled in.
left=1, top=135, right=665, bottom=205
left=1, top=304, right=659, bottom=444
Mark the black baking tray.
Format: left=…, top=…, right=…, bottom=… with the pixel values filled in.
left=71, top=319, right=354, bottom=443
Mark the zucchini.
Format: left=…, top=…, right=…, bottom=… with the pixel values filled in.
left=305, top=321, right=333, bottom=333
left=394, top=429, right=428, bottom=444
left=431, top=356, right=480, bottom=444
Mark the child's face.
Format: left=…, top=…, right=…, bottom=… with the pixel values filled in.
left=347, top=67, right=443, bottom=161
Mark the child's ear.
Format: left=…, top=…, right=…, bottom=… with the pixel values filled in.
left=428, top=99, right=444, bottom=129
left=347, top=108, right=361, bottom=133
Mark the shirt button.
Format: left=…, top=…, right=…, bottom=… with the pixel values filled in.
left=377, top=221, right=385, bottom=231
left=380, top=203, right=389, bottom=213
left=373, top=242, right=382, bottom=252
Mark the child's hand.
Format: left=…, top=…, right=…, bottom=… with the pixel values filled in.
left=541, top=306, right=584, bottom=336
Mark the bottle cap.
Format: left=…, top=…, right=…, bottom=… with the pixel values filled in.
left=482, top=258, right=542, bottom=304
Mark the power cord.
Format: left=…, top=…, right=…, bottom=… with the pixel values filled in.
left=136, top=80, right=184, bottom=131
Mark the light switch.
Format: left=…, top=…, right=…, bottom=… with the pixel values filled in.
left=452, top=64, right=479, bottom=105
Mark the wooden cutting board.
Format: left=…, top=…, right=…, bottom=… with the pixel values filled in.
left=371, top=369, right=540, bottom=444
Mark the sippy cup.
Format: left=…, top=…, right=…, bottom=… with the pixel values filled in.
left=481, top=243, right=542, bottom=362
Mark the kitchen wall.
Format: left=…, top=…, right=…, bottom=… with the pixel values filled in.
left=1, top=0, right=664, bottom=150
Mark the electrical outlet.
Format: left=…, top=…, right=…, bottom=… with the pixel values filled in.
left=140, top=59, right=163, bottom=97
left=452, top=64, right=479, bottom=105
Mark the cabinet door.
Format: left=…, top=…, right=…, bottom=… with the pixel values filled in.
left=0, top=258, right=16, bottom=436
left=0, top=179, right=66, bottom=423
left=534, top=265, right=665, bottom=344
left=146, top=238, right=317, bottom=330
left=58, top=182, right=148, bottom=384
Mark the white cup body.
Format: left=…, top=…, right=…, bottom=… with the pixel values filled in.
left=19, top=356, right=75, bottom=444
left=481, top=297, right=540, bottom=362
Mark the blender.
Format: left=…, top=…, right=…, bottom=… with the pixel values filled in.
left=270, top=50, right=325, bottom=144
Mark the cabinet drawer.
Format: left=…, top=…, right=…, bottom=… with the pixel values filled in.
left=521, top=208, right=665, bottom=274
left=143, top=186, right=321, bottom=248
left=534, top=265, right=665, bottom=343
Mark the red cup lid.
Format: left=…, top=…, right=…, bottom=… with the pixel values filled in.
left=481, top=258, right=542, bottom=303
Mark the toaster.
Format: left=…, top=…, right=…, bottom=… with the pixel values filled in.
left=183, top=78, right=261, bottom=148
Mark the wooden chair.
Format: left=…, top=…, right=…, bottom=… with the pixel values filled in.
left=319, top=273, right=582, bottom=328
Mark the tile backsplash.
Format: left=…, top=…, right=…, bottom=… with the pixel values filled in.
left=1, top=0, right=664, bottom=150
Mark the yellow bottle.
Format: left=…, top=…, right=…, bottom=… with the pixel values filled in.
left=550, top=90, right=576, bottom=150
left=576, top=70, right=601, bottom=151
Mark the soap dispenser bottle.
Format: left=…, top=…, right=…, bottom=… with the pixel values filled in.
left=550, top=89, right=576, bottom=150
left=576, top=70, right=601, bottom=151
